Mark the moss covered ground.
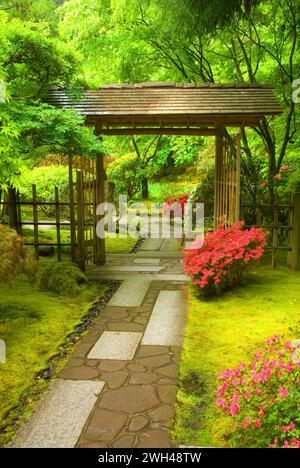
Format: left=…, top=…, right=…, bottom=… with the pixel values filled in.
left=0, top=261, right=107, bottom=445
left=22, top=228, right=137, bottom=254
left=174, top=264, right=300, bottom=447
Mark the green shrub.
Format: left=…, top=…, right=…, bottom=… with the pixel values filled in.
left=18, top=165, right=70, bottom=218
left=188, top=168, right=215, bottom=217
left=107, top=153, right=144, bottom=198
left=0, top=224, right=37, bottom=283
left=149, top=182, right=193, bottom=203
left=39, top=262, right=89, bottom=295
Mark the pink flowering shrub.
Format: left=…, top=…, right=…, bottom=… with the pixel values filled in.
left=163, top=193, right=190, bottom=217
left=260, top=164, right=291, bottom=187
left=216, top=336, right=300, bottom=448
left=184, top=222, right=266, bottom=294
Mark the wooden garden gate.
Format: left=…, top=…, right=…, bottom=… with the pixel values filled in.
left=214, top=126, right=241, bottom=227
left=46, top=82, right=283, bottom=265
left=69, top=154, right=105, bottom=270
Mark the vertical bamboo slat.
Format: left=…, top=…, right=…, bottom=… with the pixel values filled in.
left=55, top=186, right=61, bottom=262
left=32, top=184, right=39, bottom=259
left=228, top=142, right=233, bottom=225
left=229, top=145, right=235, bottom=225
left=76, top=170, right=85, bottom=271
left=88, top=158, right=92, bottom=263
left=224, top=140, right=228, bottom=224
left=68, top=155, right=76, bottom=263
left=95, top=151, right=106, bottom=264
left=214, top=121, right=224, bottom=227
left=235, top=135, right=241, bottom=222
left=231, top=145, right=235, bottom=225
left=92, top=158, right=98, bottom=262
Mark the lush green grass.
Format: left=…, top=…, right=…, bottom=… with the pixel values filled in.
left=22, top=227, right=72, bottom=253
left=174, top=265, right=300, bottom=448
left=105, top=235, right=137, bottom=253
left=0, top=263, right=106, bottom=444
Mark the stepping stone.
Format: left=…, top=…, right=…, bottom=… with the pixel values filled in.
left=88, top=332, right=142, bottom=360
left=141, top=225, right=161, bottom=237
left=98, top=385, right=159, bottom=413
left=154, top=274, right=189, bottom=282
left=142, top=291, right=186, bottom=346
left=108, top=278, right=150, bottom=307
left=134, top=251, right=182, bottom=258
left=160, top=238, right=182, bottom=252
left=88, top=273, right=189, bottom=282
left=98, top=265, right=164, bottom=273
left=133, top=258, right=160, bottom=265
left=13, top=379, right=104, bottom=448
left=140, top=239, right=164, bottom=251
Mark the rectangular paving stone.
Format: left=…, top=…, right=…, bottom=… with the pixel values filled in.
left=161, top=238, right=182, bottom=252
left=108, top=278, right=151, bottom=306
left=88, top=272, right=190, bottom=282
left=142, top=291, right=187, bottom=347
left=141, top=226, right=161, bottom=237
left=99, top=265, right=164, bottom=273
left=88, top=331, right=142, bottom=360
left=133, top=258, right=161, bottom=265
left=140, top=238, right=164, bottom=251
left=13, top=379, right=104, bottom=448
left=134, top=251, right=182, bottom=258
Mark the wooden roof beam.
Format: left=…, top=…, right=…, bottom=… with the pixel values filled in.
left=96, top=127, right=217, bottom=136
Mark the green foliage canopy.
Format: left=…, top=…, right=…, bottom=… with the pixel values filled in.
left=0, top=8, right=102, bottom=187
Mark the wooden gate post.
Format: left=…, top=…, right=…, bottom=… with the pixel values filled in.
left=214, top=128, right=241, bottom=229
left=95, top=152, right=106, bottom=265
left=214, top=120, right=224, bottom=228
left=289, top=192, right=300, bottom=270
left=76, top=170, right=85, bottom=271
left=94, top=126, right=106, bottom=265
left=235, top=134, right=241, bottom=223
left=68, top=155, right=77, bottom=264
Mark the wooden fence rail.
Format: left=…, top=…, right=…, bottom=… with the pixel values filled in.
left=0, top=185, right=73, bottom=263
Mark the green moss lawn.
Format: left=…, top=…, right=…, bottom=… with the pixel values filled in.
left=22, top=228, right=137, bottom=254
left=0, top=263, right=106, bottom=445
left=174, top=265, right=300, bottom=448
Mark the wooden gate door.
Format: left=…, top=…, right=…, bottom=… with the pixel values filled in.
left=214, top=126, right=241, bottom=227
left=69, top=155, right=105, bottom=271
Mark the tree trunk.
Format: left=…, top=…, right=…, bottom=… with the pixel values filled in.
left=7, top=186, right=18, bottom=230
left=141, top=177, right=149, bottom=199
left=105, top=181, right=115, bottom=203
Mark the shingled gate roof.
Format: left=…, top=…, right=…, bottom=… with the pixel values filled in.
left=46, top=82, right=282, bottom=129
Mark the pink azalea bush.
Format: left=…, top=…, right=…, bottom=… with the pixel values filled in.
left=184, top=221, right=266, bottom=294
left=216, top=336, right=300, bottom=448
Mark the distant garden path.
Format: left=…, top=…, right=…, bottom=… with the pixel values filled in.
left=13, top=235, right=190, bottom=448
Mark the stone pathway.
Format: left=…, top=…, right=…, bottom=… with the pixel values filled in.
left=13, top=238, right=189, bottom=448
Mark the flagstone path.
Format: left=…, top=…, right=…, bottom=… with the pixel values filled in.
left=13, top=236, right=189, bottom=448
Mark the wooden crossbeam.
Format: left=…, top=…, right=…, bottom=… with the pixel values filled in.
left=97, top=127, right=217, bottom=136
